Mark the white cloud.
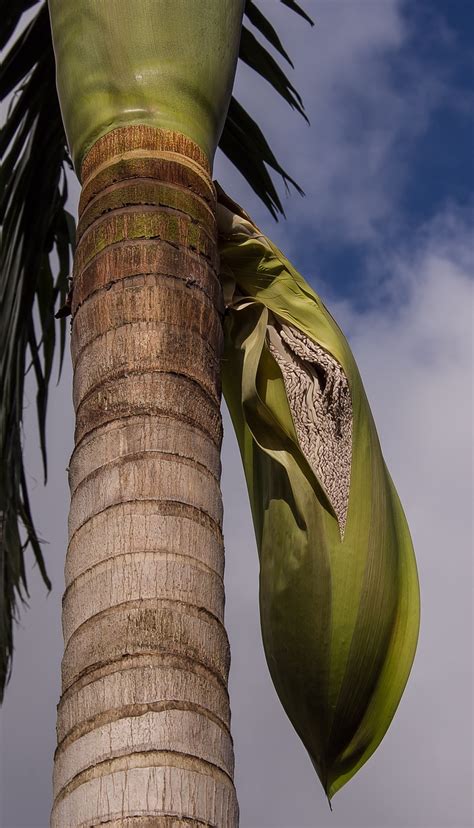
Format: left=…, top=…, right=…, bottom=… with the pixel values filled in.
left=216, top=0, right=449, bottom=247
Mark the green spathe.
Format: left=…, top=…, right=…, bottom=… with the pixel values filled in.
left=48, top=0, right=245, bottom=171
left=217, top=191, right=420, bottom=799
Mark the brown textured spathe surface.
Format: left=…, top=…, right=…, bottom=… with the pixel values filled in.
left=267, top=318, right=353, bottom=535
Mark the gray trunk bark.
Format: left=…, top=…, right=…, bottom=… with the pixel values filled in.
left=51, top=126, right=238, bottom=827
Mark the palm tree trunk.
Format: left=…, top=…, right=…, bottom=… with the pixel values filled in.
left=51, top=126, right=238, bottom=826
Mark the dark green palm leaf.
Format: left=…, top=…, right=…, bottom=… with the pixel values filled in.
left=0, top=0, right=40, bottom=50
left=280, top=0, right=314, bottom=26
left=238, top=26, right=308, bottom=121
left=0, top=1, right=73, bottom=699
left=219, top=97, right=304, bottom=218
left=244, top=1, right=294, bottom=66
left=0, top=0, right=312, bottom=699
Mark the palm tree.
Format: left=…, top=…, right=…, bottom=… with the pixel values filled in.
left=1, top=2, right=312, bottom=824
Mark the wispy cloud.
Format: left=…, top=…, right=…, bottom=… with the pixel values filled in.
left=217, top=0, right=456, bottom=248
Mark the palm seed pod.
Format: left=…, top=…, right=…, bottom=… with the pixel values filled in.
left=216, top=187, right=420, bottom=801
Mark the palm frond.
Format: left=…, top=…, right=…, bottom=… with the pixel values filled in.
left=244, top=1, right=294, bottom=67
left=219, top=97, right=304, bottom=219
left=280, top=0, right=314, bottom=27
left=218, top=0, right=313, bottom=212
left=239, top=26, right=307, bottom=120
left=0, top=0, right=312, bottom=699
left=0, top=0, right=41, bottom=50
left=0, top=2, right=73, bottom=700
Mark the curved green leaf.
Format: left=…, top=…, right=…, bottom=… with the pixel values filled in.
left=217, top=190, right=420, bottom=799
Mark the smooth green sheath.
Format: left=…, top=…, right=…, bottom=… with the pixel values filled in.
left=217, top=194, right=420, bottom=799
left=48, top=0, right=245, bottom=171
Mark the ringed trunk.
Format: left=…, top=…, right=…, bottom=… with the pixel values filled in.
left=51, top=126, right=238, bottom=826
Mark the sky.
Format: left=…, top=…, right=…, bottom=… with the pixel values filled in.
left=1, top=2, right=473, bottom=827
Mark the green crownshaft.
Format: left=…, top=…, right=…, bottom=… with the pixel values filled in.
left=48, top=0, right=246, bottom=171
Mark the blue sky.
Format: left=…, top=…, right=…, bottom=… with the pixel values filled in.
left=1, top=2, right=473, bottom=827
left=390, top=1, right=472, bottom=217
left=218, top=0, right=473, bottom=308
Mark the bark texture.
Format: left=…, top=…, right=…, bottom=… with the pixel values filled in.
left=51, top=126, right=238, bottom=827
